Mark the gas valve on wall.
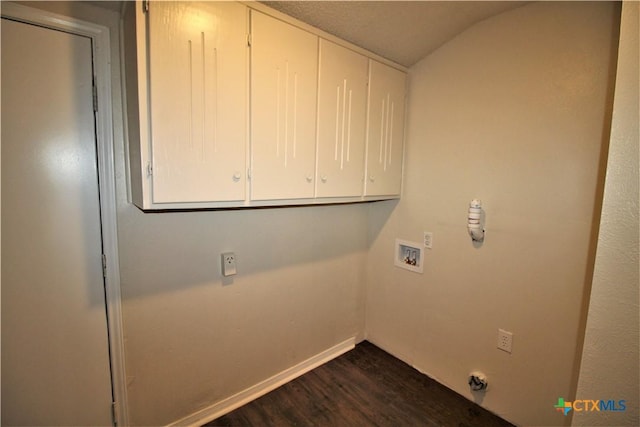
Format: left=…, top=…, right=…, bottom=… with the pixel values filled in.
left=468, top=371, right=488, bottom=391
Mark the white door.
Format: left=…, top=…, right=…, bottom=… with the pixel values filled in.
left=316, top=39, right=368, bottom=198
left=250, top=10, right=318, bottom=200
left=148, top=1, right=247, bottom=204
left=1, top=19, right=114, bottom=426
left=364, top=60, right=406, bottom=197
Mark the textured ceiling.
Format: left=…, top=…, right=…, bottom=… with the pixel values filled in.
left=261, top=1, right=528, bottom=67
left=87, top=1, right=528, bottom=67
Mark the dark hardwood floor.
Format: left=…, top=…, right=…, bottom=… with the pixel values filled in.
left=206, top=341, right=514, bottom=427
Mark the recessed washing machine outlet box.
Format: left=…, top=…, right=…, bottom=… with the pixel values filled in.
left=394, top=239, right=424, bottom=273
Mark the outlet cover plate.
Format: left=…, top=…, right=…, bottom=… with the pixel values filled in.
left=424, top=232, right=433, bottom=249
left=497, top=328, right=513, bottom=353
left=221, top=252, right=237, bottom=276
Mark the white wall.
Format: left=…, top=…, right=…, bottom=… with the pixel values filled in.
left=573, top=2, right=639, bottom=426
left=366, top=2, right=621, bottom=426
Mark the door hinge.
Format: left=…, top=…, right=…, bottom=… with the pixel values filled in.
left=247, top=168, right=251, bottom=180
left=92, top=83, right=98, bottom=112
left=142, top=0, right=149, bottom=13
left=146, top=162, right=153, bottom=177
left=247, top=33, right=252, bottom=47
left=111, top=401, right=118, bottom=426
left=102, top=254, right=107, bottom=278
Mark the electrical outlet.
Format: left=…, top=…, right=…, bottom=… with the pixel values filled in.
left=497, top=329, right=513, bottom=353
left=424, top=232, right=433, bottom=249
left=221, top=252, right=237, bottom=277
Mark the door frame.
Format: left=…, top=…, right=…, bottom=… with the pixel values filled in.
left=1, top=3, right=128, bottom=425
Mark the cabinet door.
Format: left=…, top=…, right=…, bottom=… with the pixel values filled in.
left=148, top=1, right=247, bottom=203
left=316, top=39, right=368, bottom=198
left=364, top=60, right=406, bottom=197
left=250, top=11, right=318, bottom=200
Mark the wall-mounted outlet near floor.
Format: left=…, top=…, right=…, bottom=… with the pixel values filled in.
left=497, top=329, right=513, bottom=353
left=221, top=252, right=237, bottom=277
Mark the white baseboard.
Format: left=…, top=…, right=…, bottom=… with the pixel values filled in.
left=167, top=337, right=356, bottom=427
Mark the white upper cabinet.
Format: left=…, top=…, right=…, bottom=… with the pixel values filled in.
left=148, top=1, right=247, bottom=204
left=126, top=1, right=248, bottom=208
left=364, top=60, right=407, bottom=197
left=124, top=1, right=407, bottom=209
left=316, top=40, right=368, bottom=198
left=250, top=11, right=318, bottom=201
